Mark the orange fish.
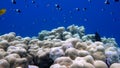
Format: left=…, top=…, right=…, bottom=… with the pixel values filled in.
left=0, top=9, right=6, bottom=16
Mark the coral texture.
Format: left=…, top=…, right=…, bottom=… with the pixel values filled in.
left=0, top=25, right=119, bottom=68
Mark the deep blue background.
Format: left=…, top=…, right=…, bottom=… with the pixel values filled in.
left=0, top=0, right=120, bottom=45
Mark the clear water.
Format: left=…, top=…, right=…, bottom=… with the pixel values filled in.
left=0, top=0, right=120, bottom=45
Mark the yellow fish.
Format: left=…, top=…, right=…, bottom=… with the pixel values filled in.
left=0, top=9, right=6, bottom=16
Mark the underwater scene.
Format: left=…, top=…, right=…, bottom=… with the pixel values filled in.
left=0, top=0, right=120, bottom=68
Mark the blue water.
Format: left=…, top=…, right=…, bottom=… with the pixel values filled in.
left=0, top=0, right=120, bottom=45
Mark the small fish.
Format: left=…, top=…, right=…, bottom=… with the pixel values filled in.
left=95, top=32, right=101, bottom=41
left=114, top=0, right=119, bottom=2
left=11, top=0, right=16, bottom=4
left=104, top=0, right=110, bottom=5
left=55, top=4, right=62, bottom=11
left=75, top=8, right=80, bottom=11
left=83, top=8, right=87, bottom=11
left=0, top=9, right=6, bottom=16
left=32, top=0, right=35, bottom=4
left=15, top=9, right=21, bottom=13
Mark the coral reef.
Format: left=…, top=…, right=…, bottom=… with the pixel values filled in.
left=0, top=25, right=119, bottom=68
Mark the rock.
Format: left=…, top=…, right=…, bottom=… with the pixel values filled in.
left=54, top=57, right=73, bottom=67
left=49, top=47, right=65, bottom=60
left=0, top=59, right=10, bottom=68
left=65, top=48, right=78, bottom=60
left=94, top=60, right=108, bottom=68
left=110, top=63, right=120, bottom=68
left=14, top=58, right=28, bottom=68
